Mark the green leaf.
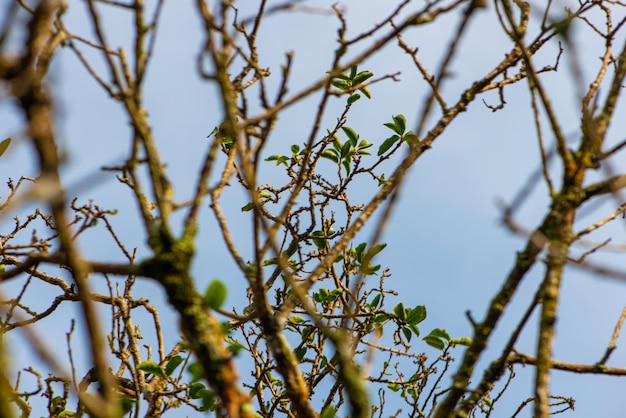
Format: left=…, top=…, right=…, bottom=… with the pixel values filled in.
left=340, top=140, right=352, bottom=158
left=332, top=79, right=349, bottom=90
left=241, top=202, right=254, bottom=212
left=120, top=397, right=136, bottom=414
left=295, top=346, right=307, bottom=362
left=200, top=390, right=216, bottom=411
left=137, top=361, right=164, bottom=378
left=451, top=337, right=473, bottom=347
left=311, top=230, right=328, bottom=249
left=357, top=140, right=372, bottom=150
left=227, top=339, right=246, bottom=355
left=359, top=86, right=372, bottom=99
left=349, top=65, right=358, bottom=79
left=361, top=264, right=381, bottom=275
left=369, top=294, right=381, bottom=309
left=290, top=144, right=300, bottom=154
left=207, top=126, right=219, bottom=138
left=342, top=157, right=351, bottom=175
left=377, top=173, right=386, bottom=186
left=188, top=362, right=204, bottom=383
left=377, top=135, right=400, bottom=156
left=402, top=326, right=412, bottom=342
left=406, top=305, right=426, bottom=325
left=372, top=313, right=388, bottom=324
left=165, top=355, right=183, bottom=376
left=354, top=242, right=367, bottom=262
left=0, top=138, right=11, bottom=158
left=392, top=114, right=407, bottom=135
left=423, top=336, right=446, bottom=351
left=352, top=70, right=374, bottom=85
left=204, top=279, right=228, bottom=310
left=393, top=303, right=406, bottom=321
left=321, top=149, right=339, bottom=163
left=320, top=405, right=337, bottom=418
left=262, top=258, right=277, bottom=266
left=331, top=136, right=342, bottom=152
left=423, top=328, right=451, bottom=350
left=408, top=323, right=420, bottom=337
left=265, top=154, right=290, bottom=166
left=368, top=243, right=387, bottom=258
left=388, top=383, right=401, bottom=392
left=189, top=382, right=208, bottom=399
left=404, top=132, right=420, bottom=146
left=58, top=411, right=76, bottom=417
left=341, top=126, right=359, bottom=146
left=347, top=93, right=361, bottom=104
left=427, top=328, right=451, bottom=341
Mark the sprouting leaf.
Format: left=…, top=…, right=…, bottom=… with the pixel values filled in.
left=377, top=173, right=386, bottom=186
left=406, top=305, right=426, bottom=325
left=369, top=294, right=382, bottom=309
left=408, top=323, right=420, bottom=337
left=189, top=383, right=208, bottom=399
left=188, top=362, right=204, bottom=383
left=311, top=231, right=328, bottom=249
left=241, top=202, right=254, bottom=212
left=359, top=86, right=372, bottom=99
left=423, top=335, right=446, bottom=350
left=341, top=126, right=359, bottom=146
left=342, top=155, right=352, bottom=175
left=368, top=243, right=387, bottom=258
left=387, top=383, right=401, bottom=392
left=0, top=138, right=11, bottom=158
left=289, top=315, right=306, bottom=324
left=332, top=137, right=343, bottom=152
left=340, top=141, right=352, bottom=158
left=404, top=132, right=420, bottom=146
left=207, top=126, right=218, bottom=139
left=352, top=70, right=374, bottom=85
left=332, top=79, right=350, bottom=90
left=402, top=326, right=412, bottom=342
left=321, top=149, right=339, bottom=163
left=358, top=140, right=372, bottom=149
left=137, top=361, right=164, bottom=378
left=451, top=337, right=473, bottom=347
left=347, top=93, right=361, bottom=104
left=354, top=242, right=367, bottom=262
left=377, top=135, right=400, bottom=156
left=361, top=264, right=381, bottom=275
left=265, top=155, right=290, bottom=166
left=393, top=114, right=407, bottom=135
left=423, top=328, right=451, bottom=350
left=165, top=355, right=184, bottom=376
left=204, top=279, right=228, bottom=310
left=373, top=312, right=388, bottom=326
left=349, top=65, right=358, bottom=79
left=290, top=144, right=300, bottom=154
left=427, top=328, right=450, bottom=341
left=262, top=258, right=277, bottom=266
left=227, top=339, right=246, bottom=355
left=393, top=303, right=406, bottom=321
left=295, top=346, right=307, bottom=362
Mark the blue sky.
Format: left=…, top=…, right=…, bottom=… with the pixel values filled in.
left=2, top=1, right=626, bottom=416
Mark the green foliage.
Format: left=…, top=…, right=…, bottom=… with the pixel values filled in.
left=329, top=65, right=374, bottom=104
left=137, top=360, right=165, bottom=378
left=165, top=355, right=184, bottom=376
left=0, top=138, right=10, bottom=158
left=378, top=115, right=419, bottom=156
left=204, top=279, right=228, bottom=309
